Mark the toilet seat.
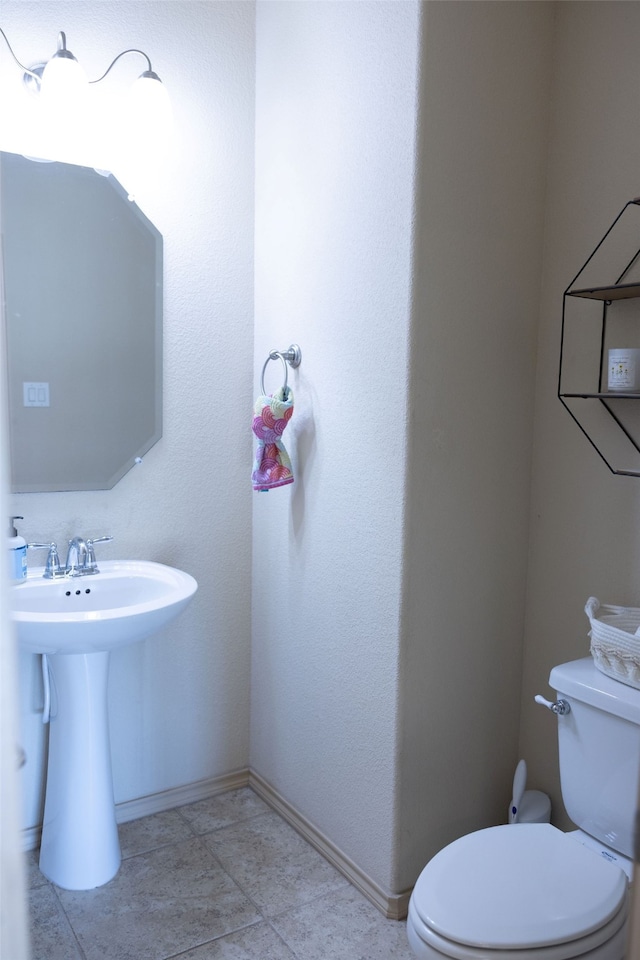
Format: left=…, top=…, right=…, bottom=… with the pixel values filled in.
left=408, top=824, right=628, bottom=960
left=408, top=899, right=628, bottom=960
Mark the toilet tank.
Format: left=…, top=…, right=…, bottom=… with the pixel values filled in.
left=550, top=657, right=640, bottom=860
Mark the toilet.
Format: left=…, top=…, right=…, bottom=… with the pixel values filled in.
left=407, top=658, right=639, bottom=960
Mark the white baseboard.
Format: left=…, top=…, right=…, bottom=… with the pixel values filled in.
left=248, top=769, right=411, bottom=920
left=22, top=769, right=249, bottom=854
left=22, top=766, right=411, bottom=919
left=115, top=769, right=250, bottom=824
left=21, top=824, right=40, bottom=854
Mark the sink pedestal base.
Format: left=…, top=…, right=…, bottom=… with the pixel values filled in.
left=39, top=651, right=121, bottom=890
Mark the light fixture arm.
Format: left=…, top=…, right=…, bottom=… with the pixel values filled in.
left=90, top=48, right=155, bottom=85
left=53, top=31, right=76, bottom=62
left=0, top=26, right=44, bottom=83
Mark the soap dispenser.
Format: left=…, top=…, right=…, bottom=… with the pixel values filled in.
left=8, top=516, right=27, bottom=582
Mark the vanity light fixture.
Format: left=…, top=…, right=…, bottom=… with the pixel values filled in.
left=0, top=27, right=171, bottom=127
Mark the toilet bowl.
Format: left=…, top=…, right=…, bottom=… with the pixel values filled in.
left=407, top=659, right=640, bottom=960
left=407, top=824, right=629, bottom=960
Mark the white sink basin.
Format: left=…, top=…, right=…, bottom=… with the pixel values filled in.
left=13, top=558, right=198, bottom=891
left=11, top=559, right=198, bottom=654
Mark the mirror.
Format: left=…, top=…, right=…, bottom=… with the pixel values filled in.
left=1, top=152, right=162, bottom=492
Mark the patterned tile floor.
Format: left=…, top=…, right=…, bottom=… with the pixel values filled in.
left=27, top=788, right=415, bottom=960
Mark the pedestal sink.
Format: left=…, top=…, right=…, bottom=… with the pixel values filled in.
left=12, top=560, right=198, bottom=890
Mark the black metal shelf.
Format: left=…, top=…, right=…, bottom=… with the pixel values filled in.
left=561, top=392, right=640, bottom=399
left=559, top=198, right=640, bottom=476
left=567, top=282, right=640, bottom=301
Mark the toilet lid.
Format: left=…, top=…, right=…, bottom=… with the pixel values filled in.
left=411, top=824, right=627, bottom=949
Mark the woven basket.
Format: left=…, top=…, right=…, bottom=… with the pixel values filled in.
left=585, top=596, right=640, bottom=689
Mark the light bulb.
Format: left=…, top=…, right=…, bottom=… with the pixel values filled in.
left=40, top=52, right=88, bottom=107
left=128, top=71, right=172, bottom=144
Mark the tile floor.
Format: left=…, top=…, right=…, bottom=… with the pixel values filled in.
left=27, top=787, right=415, bottom=960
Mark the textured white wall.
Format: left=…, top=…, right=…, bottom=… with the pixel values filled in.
left=396, top=0, right=554, bottom=892
left=251, top=0, right=420, bottom=894
left=520, top=1, right=640, bottom=825
left=1, top=1, right=256, bottom=828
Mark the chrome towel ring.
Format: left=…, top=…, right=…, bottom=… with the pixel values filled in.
left=260, top=343, right=302, bottom=396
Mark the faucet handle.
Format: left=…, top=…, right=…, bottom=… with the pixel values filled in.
left=27, top=541, right=63, bottom=579
left=86, top=536, right=113, bottom=574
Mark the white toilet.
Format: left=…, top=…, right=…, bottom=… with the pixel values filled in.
left=407, top=658, right=639, bottom=960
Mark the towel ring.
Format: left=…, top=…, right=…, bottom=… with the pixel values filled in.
left=260, top=344, right=302, bottom=396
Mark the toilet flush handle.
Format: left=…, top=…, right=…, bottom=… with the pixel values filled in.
left=535, top=695, right=571, bottom=716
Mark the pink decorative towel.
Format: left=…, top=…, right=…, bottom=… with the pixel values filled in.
left=252, top=387, right=294, bottom=490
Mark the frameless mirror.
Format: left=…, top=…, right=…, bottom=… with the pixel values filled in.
left=1, top=152, right=162, bottom=492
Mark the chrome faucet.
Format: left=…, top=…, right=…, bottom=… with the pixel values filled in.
left=65, top=537, right=88, bottom=577
left=28, top=535, right=113, bottom=578
left=65, top=535, right=113, bottom=576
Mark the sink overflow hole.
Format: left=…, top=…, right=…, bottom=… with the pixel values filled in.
left=64, top=589, right=92, bottom=597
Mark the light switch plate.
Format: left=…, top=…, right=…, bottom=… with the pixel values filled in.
left=23, top=382, right=50, bottom=407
